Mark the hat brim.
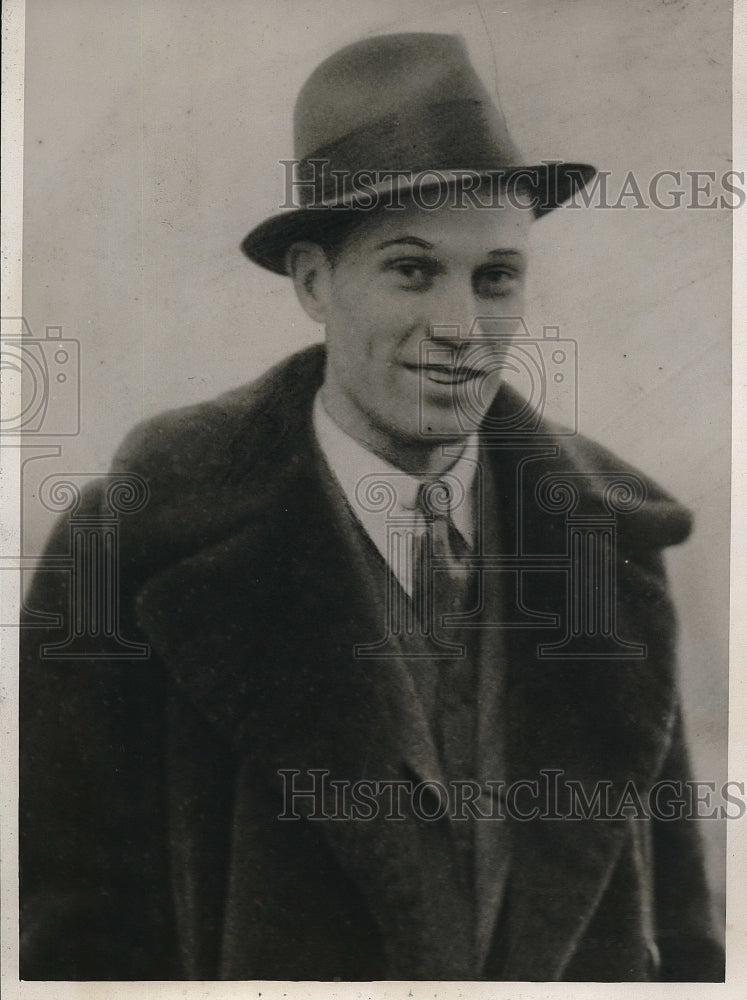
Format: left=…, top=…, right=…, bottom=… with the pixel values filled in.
left=240, top=162, right=596, bottom=276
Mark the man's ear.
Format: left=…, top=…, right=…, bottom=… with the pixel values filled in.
left=286, top=241, right=332, bottom=324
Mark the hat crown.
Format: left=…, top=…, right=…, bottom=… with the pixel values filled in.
left=293, top=32, right=522, bottom=166
left=241, top=31, right=597, bottom=274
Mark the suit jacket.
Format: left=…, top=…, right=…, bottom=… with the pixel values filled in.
left=20, top=344, right=724, bottom=981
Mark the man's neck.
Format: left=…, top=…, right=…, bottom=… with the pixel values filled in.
left=360, top=433, right=470, bottom=477
left=319, top=389, right=471, bottom=478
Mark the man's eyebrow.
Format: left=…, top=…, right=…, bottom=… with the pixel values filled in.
left=376, top=236, right=435, bottom=250
left=374, top=239, right=527, bottom=263
left=486, top=249, right=525, bottom=260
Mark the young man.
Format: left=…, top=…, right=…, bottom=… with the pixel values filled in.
left=20, top=33, right=723, bottom=982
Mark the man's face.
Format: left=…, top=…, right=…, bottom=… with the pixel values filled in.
left=314, top=194, right=531, bottom=460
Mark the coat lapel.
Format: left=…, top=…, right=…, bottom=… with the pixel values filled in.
left=470, top=447, right=512, bottom=971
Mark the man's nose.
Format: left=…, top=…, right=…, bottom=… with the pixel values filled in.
left=426, top=280, right=481, bottom=343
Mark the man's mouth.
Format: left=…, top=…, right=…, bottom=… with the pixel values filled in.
left=407, top=363, right=488, bottom=385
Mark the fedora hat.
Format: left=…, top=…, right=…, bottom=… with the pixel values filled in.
left=241, top=32, right=596, bottom=275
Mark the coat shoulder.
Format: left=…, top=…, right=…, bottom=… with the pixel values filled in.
left=490, top=383, right=693, bottom=550
left=541, top=417, right=693, bottom=552
left=113, top=345, right=323, bottom=484
left=105, top=346, right=326, bottom=574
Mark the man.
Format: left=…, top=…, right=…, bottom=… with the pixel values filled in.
left=20, top=33, right=723, bottom=981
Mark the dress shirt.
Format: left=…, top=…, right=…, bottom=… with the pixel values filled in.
left=312, top=391, right=479, bottom=596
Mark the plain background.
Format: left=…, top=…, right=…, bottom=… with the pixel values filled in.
left=19, top=0, right=731, bottom=929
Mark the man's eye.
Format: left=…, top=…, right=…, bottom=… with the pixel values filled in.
left=385, top=258, right=435, bottom=288
left=474, top=267, right=520, bottom=298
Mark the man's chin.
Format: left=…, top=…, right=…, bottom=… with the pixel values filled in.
left=416, top=394, right=495, bottom=439
left=381, top=410, right=484, bottom=449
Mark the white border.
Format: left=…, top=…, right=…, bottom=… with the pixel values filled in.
left=1, top=0, right=25, bottom=994
left=1, top=0, right=744, bottom=997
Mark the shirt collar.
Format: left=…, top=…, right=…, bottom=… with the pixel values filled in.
left=312, top=391, right=478, bottom=547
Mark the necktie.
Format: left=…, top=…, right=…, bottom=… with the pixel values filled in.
left=414, top=479, right=470, bottom=628
left=413, top=479, right=475, bottom=775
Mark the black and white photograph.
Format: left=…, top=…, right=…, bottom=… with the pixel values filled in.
left=1, top=0, right=745, bottom=995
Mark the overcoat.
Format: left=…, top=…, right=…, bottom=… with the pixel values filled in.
left=20, top=345, right=724, bottom=981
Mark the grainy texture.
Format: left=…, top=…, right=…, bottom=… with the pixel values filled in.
left=20, top=347, right=724, bottom=980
